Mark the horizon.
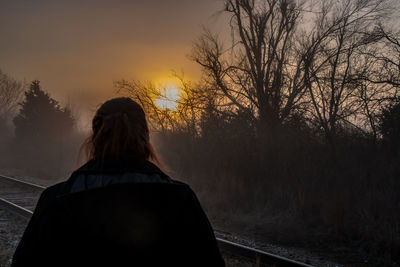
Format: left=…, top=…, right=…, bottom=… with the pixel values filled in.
left=0, top=0, right=229, bottom=128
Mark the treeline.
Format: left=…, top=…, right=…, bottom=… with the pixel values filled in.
left=0, top=75, right=82, bottom=178
left=117, top=0, right=400, bottom=265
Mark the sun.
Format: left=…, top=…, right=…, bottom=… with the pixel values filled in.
left=155, top=83, right=180, bottom=110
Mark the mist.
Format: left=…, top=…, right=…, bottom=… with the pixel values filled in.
left=1, top=0, right=400, bottom=266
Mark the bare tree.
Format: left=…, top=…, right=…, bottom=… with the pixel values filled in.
left=357, top=25, right=400, bottom=141
left=360, top=25, right=400, bottom=87
left=303, top=0, right=391, bottom=146
left=115, top=74, right=206, bottom=135
left=115, top=79, right=171, bottom=132
left=192, top=0, right=311, bottom=133
left=191, top=0, right=398, bottom=146
left=0, top=69, right=24, bottom=135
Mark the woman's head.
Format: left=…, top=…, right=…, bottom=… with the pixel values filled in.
left=82, top=97, right=159, bottom=163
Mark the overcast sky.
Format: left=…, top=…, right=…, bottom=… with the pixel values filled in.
left=0, top=0, right=229, bottom=125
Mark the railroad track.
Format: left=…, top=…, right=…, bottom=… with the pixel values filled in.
left=0, top=174, right=313, bottom=267
left=0, top=174, right=45, bottom=215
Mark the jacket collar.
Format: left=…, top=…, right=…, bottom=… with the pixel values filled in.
left=74, top=156, right=165, bottom=176
left=63, top=157, right=170, bottom=195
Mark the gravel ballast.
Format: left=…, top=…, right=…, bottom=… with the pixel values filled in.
left=0, top=209, right=27, bottom=267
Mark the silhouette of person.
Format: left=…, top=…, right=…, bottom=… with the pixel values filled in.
left=12, top=97, right=225, bottom=267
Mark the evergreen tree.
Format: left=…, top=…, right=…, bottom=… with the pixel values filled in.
left=12, top=80, right=77, bottom=178
left=13, top=80, right=74, bottom=144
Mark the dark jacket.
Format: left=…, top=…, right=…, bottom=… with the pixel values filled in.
left=12, top=158, right=225, bottom=267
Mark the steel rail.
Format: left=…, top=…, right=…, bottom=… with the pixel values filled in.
left=0, top=197, right=33, bottom=219
left=0, top=174, right=46, bottom=190
left=217, top=238, right=313, bottom=266
left=0, top=174, right=314, bottom=267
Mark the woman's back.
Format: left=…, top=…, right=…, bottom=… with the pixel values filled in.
left=12, top=157, right=225, bottom=266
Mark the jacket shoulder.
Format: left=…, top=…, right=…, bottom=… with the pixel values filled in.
left=169, top=178, right=190, bottom=188
left=41, top=181, right=68, bottom=198
left=34, top=182, right=68, bottom=213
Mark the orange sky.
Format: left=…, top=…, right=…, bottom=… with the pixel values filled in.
left=0, top=0, right=229, bottom=127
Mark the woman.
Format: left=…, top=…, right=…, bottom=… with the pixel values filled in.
left=12, top=97, right=225, bottom=267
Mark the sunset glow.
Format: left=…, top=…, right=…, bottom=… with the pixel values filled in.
left=0, top=0, right=226, bottom=121
left=155, top=83, right=180, bottom=110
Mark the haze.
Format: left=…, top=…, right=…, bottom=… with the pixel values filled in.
left=0, top=0, right=228, bottom=126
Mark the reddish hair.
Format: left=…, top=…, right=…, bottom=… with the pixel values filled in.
left=81, top=97, right=160, bottom=164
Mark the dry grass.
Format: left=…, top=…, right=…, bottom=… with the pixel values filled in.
left=154, top=129, right=400, bottom=266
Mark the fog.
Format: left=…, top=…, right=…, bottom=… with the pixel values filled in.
left=0, top=0, right=229, bottom=124
left=1, top=0, right=400, bottom=265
